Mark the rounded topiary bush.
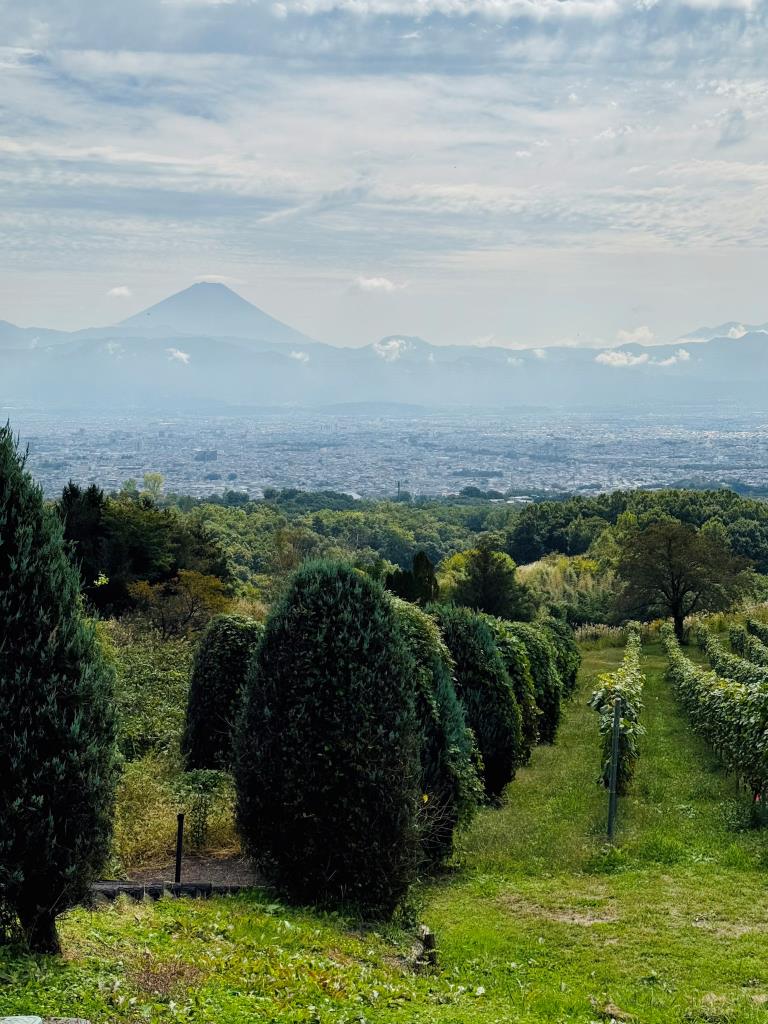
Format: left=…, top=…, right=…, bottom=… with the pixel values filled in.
left=235, top=561, right=420, bottom=914
left=391, top=598, right=483, bottom=867
left=0, top=425, right=118, bottom=953
left=182, top=614, right=264, bottom=770
left=482, top=616, right=540, bottom=763
left=428, top=604, right=522, bottom=799
left=505, top=623, right=563, bottom=744
left=542, top=617, right=581, bottom=696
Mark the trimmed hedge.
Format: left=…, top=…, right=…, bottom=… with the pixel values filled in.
left=505, top=622, right=563, bottom=744
left=482, top=615, right=540, bottom=763
left=428, top=604, right=522, bottom=798
left=183, top=614, right=264, bottom=770
left=391, top=598, right=483, bottom=866
left=542, top=618, right=581, bottom=696
left=588, top=625, right=645, bottom=794
left=235, top=562, right=420, bottom=914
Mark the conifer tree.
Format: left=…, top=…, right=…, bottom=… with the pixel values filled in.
left=183, top=614, right=264, bottom=770
left=235, top=561, right=420, bottom=913
left=0, top=425, right=118, bottom=953
left=391, top=599, right=482, bottom=866
left=429, top=604, right=523, bottom=798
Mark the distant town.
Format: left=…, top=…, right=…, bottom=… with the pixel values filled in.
left=7, top=404, right=768, bottom=501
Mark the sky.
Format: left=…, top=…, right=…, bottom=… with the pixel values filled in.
left=0, top=0, right=767, bottom=348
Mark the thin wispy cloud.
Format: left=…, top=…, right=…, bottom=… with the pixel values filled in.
left=0, top=0, right=766, bottom=342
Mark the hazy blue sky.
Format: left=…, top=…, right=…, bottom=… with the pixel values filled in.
left=1, top=0, right=766, bottom=347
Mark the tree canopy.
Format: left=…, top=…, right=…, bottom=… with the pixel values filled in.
left=615, top=519, right=751, bottom=638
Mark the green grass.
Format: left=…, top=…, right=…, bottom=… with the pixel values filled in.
left=4, top=641, right=768, bottom=1022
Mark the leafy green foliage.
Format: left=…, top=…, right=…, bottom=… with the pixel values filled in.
left=481, top=616, right=540, bottom=763
left=695, top=625, right=768, bottom=686
left=0, top=425, right=119, bottom=952
left=235, top=561, right=420, bottom=914
left=663, top=623, right=768, bottom=797
left=59, top=483, right=229, bottom=615
left=441, top=540, right=537, bottom=620
left=588, top=625, right=646, bottom=794
left=428, top=605, right=522, bottom=797
left=183, top=615, right=264, bottom=770
left=519, top=553, right=620, bottom=626
left=98, top=621, right=194, bottom=759
left=504, top=622, right=563, bottom=744
left=507, top=487, right=768, bottom=572
left=747, top=617, right=768, bottom=647
left=616, top=520, right=751, bottom=639
left=541, top=617, right=582, bottom=696
left=729, top=624, right=768, bottom=666
left=390, top=599, right=483, bottom=866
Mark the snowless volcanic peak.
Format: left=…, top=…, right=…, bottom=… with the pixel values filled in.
left=117, top=282, right=315, bottom=345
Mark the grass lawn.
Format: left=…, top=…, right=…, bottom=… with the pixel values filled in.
left=3, top=641, right=768, bottom=1023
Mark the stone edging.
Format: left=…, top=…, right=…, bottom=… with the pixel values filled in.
left=91, top=881, right=249, bottom=902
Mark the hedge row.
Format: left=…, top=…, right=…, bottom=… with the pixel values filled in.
left=695, top=626, right=768, bottom=687
left=428, top=604, right=523, bottom=799
left=663, top=624, right=768, bottom=797
left=504, top=622, right=563, bottom=743
left=390, top=598, right=483, bottom=867
left=747, top=618, right=768, bottom=647
left=182, top=562, right=578, bottom=915
left=729, top=625, right=768, bottom=668
left=588, top=625, right=645, bottom=795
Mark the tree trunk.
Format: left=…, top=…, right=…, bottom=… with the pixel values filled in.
left=17, top=903, right=61, bottom=955
left=673, top=613, right=685, bottom=642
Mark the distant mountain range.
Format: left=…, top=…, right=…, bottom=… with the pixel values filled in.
left=2, top=283, right=767, bottom=410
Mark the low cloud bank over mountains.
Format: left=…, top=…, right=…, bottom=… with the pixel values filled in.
left=2, top=283, right=767, bottom=410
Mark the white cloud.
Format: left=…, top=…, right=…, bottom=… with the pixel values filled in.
left=728, top=323, right=747, bottom=338
left=596, top=349, right=650, bottom=367
left=373, top=337, right=409, bottom=361
left=532, top=348, right=548, bottom=360
left=596, top=347, right=690, bottom=367
left=167, top=347, right=191, bottom=364
left=107, top=285, right=132, bottom=298
left=352, top=275, right=404, bottom=293
left=290, top=350, right=310, bottom=363
left=616, top=325, right=654, bottom=343
left=655, top=348, right=691, bottom=366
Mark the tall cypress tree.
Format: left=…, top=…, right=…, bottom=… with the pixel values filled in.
left=183, top=614, right=264, bottom=770
left=429, top=604, right=523, bottom=799
left=0, top=426, right=118, bottom=953
left=235, top=561, right=420, bottom=914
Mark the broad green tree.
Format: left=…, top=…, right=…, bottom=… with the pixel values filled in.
left=616, top=520, right=750, bottom=640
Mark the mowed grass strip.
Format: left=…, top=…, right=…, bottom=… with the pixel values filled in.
left=428, top=642, right=768, bottom=1023
left=4, top=641, right=768, bottom=1023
